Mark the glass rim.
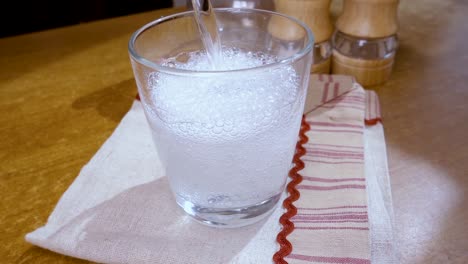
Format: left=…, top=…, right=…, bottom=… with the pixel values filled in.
left=128, top=8, right=314, bottom=76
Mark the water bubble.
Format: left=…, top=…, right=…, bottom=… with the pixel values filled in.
left=213, top=126, right=223, bottom=134
left=150, top=48, right=300, bottom=141
left=215, top=120, right=224, bottom=127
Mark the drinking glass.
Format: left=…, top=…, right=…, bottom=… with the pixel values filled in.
left=128, top=8, right=313, bottom=227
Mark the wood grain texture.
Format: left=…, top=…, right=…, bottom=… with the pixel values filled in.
left=0, top=7, right=183, bottom=264
left=1, top=2, right=468, bottom=264
left=274, top=0, right=334, bottom=43
left=332, top=0, right=398, bottom=86
left=331, top=50, right=394, bottom=86
left=336, top=0, right=399, bottom=38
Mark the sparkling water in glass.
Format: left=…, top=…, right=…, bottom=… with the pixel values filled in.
left=128, top=8, right=313, bottom=227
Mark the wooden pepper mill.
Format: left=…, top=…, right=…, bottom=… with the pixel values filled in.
left=272, top=0, right=334, bottom=74
left=332, top=0, right=399, bottom=86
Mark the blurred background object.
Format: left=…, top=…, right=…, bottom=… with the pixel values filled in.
left=2, top=0, right=399, bottom=87
left=273, top=0, right=333, bottom=74
left=188, top=0, right=332, bottom=74
left=331, top=0, right=399, bottom=86
left=186, top=0, right=400, bottom=85
left=187, top=0, right=274, bottom=10
left=0, top=0, right=173, bottom=38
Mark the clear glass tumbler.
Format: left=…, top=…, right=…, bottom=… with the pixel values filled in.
left=128, top=8, right=313, bottom=228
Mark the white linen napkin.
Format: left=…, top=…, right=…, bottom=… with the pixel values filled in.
left=26, top=75, right=395, bottom=263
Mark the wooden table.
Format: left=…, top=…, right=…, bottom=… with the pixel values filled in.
left=1, top=2, right=467, bottom=263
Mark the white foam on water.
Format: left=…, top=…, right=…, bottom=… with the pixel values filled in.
left=163, top=47, right=278, bottom=71
left=146, top=48, right=299, bottom=142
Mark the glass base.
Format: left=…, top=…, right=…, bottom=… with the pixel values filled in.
left=176, top=193, right=282, bottom=228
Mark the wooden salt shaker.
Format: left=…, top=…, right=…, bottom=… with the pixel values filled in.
left=270, top=0, right=334, bottom=73
left=332, top=0, right=399, bottom=86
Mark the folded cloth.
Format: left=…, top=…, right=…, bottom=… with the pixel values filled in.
left=26, top=74, right=395, bottom=263
left=280, top=75, right=395, bottom=264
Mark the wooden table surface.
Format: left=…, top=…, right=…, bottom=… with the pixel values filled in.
left=1, top=1, right=467, bottom=263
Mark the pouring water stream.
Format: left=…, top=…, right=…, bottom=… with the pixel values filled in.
left=191, top=0, right=222, bottom=68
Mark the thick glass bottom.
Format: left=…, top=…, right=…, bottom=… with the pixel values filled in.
left=176, top=193, right=282, bottom=228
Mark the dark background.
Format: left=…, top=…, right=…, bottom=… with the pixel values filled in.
left=0, top=0, right=173, bottom=38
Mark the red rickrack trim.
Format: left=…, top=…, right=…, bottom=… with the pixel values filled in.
left=365, top=118, right=382, bottom=126
left=273, top=116, right=310, bottom=264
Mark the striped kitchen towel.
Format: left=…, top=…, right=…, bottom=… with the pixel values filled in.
left=25, top=74, right=394, bottom=264
left=275, top=74, right=389, bottom=264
